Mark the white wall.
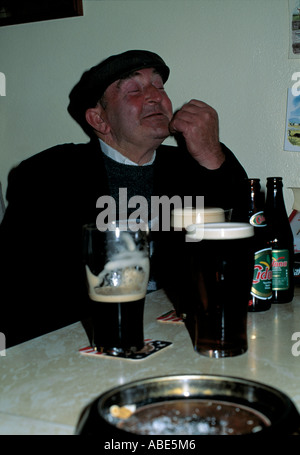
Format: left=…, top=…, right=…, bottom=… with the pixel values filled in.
left=1, top=0, right=299, bottom=211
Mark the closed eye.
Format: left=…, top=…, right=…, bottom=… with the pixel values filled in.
left=153, top=84, right=165, bottom=91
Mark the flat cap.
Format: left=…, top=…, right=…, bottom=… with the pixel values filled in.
left=68, top=50, right=170, bottom=132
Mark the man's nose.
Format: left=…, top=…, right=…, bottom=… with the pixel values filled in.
left=145, top=85, right=163, bottom=103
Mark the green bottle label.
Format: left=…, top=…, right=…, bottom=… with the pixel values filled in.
left=251, top=248, right=272, bottom=299
left=272, top=249, right=289, bottom=290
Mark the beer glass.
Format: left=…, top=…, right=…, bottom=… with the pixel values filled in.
left=163, top=207, right=226, bottom=320
left=83, top=221, right=150, bottom=356
left=171, top=207, right=226, bottom=229
left=186, top=222, right=254, bottom=357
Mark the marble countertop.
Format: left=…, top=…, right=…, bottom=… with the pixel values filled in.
left=1, top=288, right=300, bottom=435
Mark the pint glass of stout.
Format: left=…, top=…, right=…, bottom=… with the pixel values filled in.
left=186, top=222, right=254, bottom=357
left=83, top=221, right=150, bottom=356
left=164, top=208, right=226, bottom=319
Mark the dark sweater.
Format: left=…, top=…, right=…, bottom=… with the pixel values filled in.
left=102, top=153, right=154, bottom=219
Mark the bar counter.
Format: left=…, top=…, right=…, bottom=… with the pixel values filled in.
left=1, top=287, right=300, bottom=435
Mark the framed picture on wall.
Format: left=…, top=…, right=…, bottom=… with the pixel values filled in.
left=0, top=0, right=83, bottom=27
left=284, top=89, right=300, bottom=152
left=289, top=0, right=300, bottom=58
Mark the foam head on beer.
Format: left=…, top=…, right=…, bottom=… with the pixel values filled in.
left=186, top=222, right=254, bottom=241
left=85, top=221, right=150, bottom=302
left=171, top=207, right=225, bottom=230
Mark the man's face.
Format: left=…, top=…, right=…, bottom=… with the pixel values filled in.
left=99, top=68, right=173, bottom=154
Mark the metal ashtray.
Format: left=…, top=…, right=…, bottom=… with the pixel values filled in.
left=76, top=374, right=300, bottom=436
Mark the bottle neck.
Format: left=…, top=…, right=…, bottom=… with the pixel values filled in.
left=248, top=180, right=263, bottom=214
left=265, top=181, right=288, bottom=218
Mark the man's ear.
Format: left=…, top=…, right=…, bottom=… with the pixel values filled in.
left=85, top=106, right=110, bottom=135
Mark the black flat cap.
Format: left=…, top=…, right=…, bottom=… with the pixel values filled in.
left=68, top=50, right=170, bottom=133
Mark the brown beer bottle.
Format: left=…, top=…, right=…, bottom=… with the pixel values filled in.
left=247, top=179, right=272, bottom=311
left=265, top=177, right=294, bottom=303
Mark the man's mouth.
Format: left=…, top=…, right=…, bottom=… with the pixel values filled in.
left=143, top=112, right=167, bottom=120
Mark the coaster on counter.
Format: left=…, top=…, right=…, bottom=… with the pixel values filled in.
left=156, top=309, right=184, bottom=324
left=79, top=339, right=172, bottom=361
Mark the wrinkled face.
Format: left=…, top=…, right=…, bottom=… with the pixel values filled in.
left=99, top=67, right=173, bottom=152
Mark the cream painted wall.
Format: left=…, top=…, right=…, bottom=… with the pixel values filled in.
left=0, top=0, right=299, bottom=211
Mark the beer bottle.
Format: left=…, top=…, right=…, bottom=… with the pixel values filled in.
left=265, top=177, right=294, bottom=303
left=247, top=179, right=272, bottom=312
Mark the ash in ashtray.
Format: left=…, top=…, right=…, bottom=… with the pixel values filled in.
left=116, top=399, right=271, bottom=435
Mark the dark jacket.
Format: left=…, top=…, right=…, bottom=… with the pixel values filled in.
left=0, top=139, right=248, bottom=346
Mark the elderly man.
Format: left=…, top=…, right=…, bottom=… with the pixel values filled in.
left=0, top=50, right=248, bottom=346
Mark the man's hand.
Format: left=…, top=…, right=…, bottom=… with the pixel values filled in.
left=169, top=99, right=225, bottom=169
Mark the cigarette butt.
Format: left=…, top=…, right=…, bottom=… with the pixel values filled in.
left=109, top=404, right=135, bottom=419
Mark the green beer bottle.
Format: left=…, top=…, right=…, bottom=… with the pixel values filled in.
left=265, top=177, right=294, bottom=303
left=247, top=179, right=272, bottom=312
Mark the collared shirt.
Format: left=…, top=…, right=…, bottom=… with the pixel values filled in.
left=99, top=139, right=156, bottom=166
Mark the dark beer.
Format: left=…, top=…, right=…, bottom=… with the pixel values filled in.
left=83, top=223, right=150, bottom=356
left=163, top=208, right=225, bottom=319
left=91, top=297, right=145, bottom=354
left=186, top=223, right=254, bottom=357
left=86, top=261, right=149, bottom=355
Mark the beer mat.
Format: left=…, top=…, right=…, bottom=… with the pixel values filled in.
left=79, top=339, right=173, bottom=361
left=156, top=309, right=184, bottom=324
